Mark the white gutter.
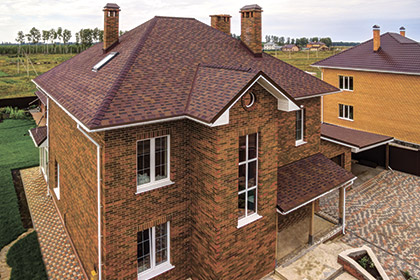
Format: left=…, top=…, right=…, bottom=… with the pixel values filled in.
left=321, top=136, right=394, bottom=153
left=294, top=90, right=342, bottom=100
left=77, top=124, right=102, bottom=280
left=310, top=65, right=420, bottom=76
left=342, top=187, right=347, bottom=234
left=276, top=178, right=356, bottom=215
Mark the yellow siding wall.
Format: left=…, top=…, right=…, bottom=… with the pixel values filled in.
left=322, top=68, right=420, bottom=144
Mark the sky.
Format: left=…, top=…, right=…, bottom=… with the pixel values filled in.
left=1, top=0, right=419, bottom=43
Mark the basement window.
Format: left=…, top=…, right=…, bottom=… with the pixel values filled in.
left=92, top=52, right=119, bottom=72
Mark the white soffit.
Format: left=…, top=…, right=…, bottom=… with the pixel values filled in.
left=256, top=76, right=300, bottom=112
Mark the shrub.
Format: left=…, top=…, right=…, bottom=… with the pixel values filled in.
left=2, top=107, right=30, bottom=120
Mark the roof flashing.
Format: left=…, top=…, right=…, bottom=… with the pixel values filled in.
left=92, top=52, right=119, bottom=72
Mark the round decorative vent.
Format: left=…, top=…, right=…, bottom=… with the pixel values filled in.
left=242, top=92, right=256, bottom=110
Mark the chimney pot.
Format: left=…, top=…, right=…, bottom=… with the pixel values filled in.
left=210, top=14, right=232, bottom=35
left=372, top=25, right=380, bottom=52
left=400, top=26, right=406, bottom=37
left=240, top=4, right=263, bottom=56
left=103, top=3, right=121, bottom=52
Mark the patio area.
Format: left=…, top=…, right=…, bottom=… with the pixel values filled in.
left=20, top=167, right=86, bottom=279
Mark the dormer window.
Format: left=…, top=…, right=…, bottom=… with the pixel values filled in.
left=92, top=52, right=119, bottom=72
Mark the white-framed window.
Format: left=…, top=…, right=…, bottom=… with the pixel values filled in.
left=136, top=135, right=173, bottom=194
left=339, top=104, right=354, bottom=121
left=238, top=133, right=262, bottom=228
left=295, top=109, right=305, bottom=144
left=339, top=75, right=353, bottom=91
left=40, top=147, right=48, bottom=181
left=54, top=162, right=60, bottom=200
left=137, top=222, right=174, bottom=280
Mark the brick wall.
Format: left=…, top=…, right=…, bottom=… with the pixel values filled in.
left=48, top=101, right=103, bottom=275
left=240, top=9, right=262, bottom=54
left=102, top=120, right=190, bottom=280
left=322, top=68, right=420, bottom=144
left=277, top=204, right=311, bottom=232
left=321, top=140, right=352, bottom=171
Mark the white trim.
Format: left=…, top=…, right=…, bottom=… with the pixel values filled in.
left=237, top=213, right=263, bottom=228
left=77, top=124, right=102, bottom=280
left=138, top=222, right=174, bottom=280
left=277, top=179, right=355, bottom=215
left=295, top=140, right=307, bottom=147
left=46, top=97, right=49, bottom=196
left=338, top=75, right=354, bottom=91
left=136, top=135, right=172, bottom=193
left=295, top=109, right=304, bottom=142
left=338, top=117, right=354, bottom=122
left=321, top=136, right=394, bottom=153
left=53, top=163, right=60, bottom=200
left=338, top=104, right=353, bottom=121
left=294, top=90, right=342, bottom=100
left=312, top=65, right=420, bottom=76
left=342, top=187, right=346, bottom=234
left=256, top=76, right=300, bottom=111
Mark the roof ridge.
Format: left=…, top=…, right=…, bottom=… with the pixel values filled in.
left=312, top=40, right=368, bottom=66
left=200, top=63, right=254, bottom=73
left=87, top=18, right=158, bottom=128
left=155, top=16, right=195, bottom=20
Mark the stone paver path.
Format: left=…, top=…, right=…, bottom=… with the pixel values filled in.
left=21, top=167, right=85, bottom=280
left=320, top=170, right=420, bottom=280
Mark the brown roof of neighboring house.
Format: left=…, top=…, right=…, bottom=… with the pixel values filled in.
left=277, top=153, right=355, bottom=213
left=34, top=16, right=338, bottom=130
left=321, top=123, right=393, bottom=149
left=282, top=44, right=298, bottom=49
left=312, top=32, right=420, bottom=74
left=35, top=90, right=47, bottom=105
left=28, top=126, right=47, bottom=147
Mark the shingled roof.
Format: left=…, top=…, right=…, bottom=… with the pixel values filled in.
left=33, top=16, right=338, bottom=130
left=312, top=32, right=420, bottom=75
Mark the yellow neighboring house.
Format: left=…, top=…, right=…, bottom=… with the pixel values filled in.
left=312, top=25, right=420, bottom=175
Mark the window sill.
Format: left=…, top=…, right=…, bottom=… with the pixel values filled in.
left=338, top=117, right=354, bottom=122
left=138, top=262, right=174, bottom=280
left=295, top=140, right=307, bottom=147
left=53, top=188, right=60, bottom=200
left=340, top=89, right=353, bottom=92
left=136, top=179, right=174, bottom=194
left=237, top=213, right=262, bottom=228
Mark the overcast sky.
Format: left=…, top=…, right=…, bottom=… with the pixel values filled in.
left=1, top=0, right=419, bottom=43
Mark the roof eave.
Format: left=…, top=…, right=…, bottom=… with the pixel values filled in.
left=311, top=65, right=420, bottom=76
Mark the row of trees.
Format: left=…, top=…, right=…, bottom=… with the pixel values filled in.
left=265, top=35, right=333, bottom=47
left=12, top=28, right=126, bottom=54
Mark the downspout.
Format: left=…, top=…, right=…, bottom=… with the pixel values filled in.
left=46, top=97, right=50, bottom=196
left=77, top=124, right=102, bottom=280
left=342, top=186, right=347, bottom=234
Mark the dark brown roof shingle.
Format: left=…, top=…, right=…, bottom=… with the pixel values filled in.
left=277, top=153, right=355, bottom=213
left=29, top=126, right=47, bottom=147
left=34, top=16, right=338, bottom=130
left=313, top=32, right=420, bottom=74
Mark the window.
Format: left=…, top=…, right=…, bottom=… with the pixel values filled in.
left=339, top=75, right=353, bottom=91
left=339, top=104, right=354, bottom=121
left=238, top=133, right=261, bottom=227
left=54, top=162, right=60, bottom=200
left=92, top=52, right=119, bottom=72
left=40, top=147, right=48, bottom=181
left=295, top=109, right=305, bottom=144
left=137, top=222, right=173, bottom=279
left=137, top=136, right=172, bottom=193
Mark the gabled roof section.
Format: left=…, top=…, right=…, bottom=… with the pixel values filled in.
left=28, top=126, right=47, bottom=147
left=34, top=16, right=339, bottom=130
left=313, top=32, right=420, bottom=75
left=34, top=90, right=47, bottom=105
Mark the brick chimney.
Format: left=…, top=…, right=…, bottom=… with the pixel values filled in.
left=103, top=3, right=120, bottom=51
left=373, top=25, right=380, bottom=52
left=240, top=4, right=263, bottom=55
left=210, top=15, right=232, bottom=35
left=399, top=26, right=406, bottom=37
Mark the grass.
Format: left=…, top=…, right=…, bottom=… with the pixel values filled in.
left=265, top=48, right=350, bottom=78
left=0, top=118, right=46, bottom=279
left=7, top=231, right=48, bottom=280
left=0, top=53, right=76, bottom=99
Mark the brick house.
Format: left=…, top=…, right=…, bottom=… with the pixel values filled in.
left=313, top=25, right=420, bottom=176
left=29, top=3, right=356, bottom=280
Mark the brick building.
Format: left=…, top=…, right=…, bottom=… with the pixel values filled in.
left=29, top=3, right=356, bottom=280
left=313, top=26, right=420, bottom=176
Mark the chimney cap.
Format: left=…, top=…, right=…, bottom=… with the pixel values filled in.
left=240, top=4, right=263, bottom=11
left=104, top=3, right=120, bottom=10
left=372, top=25, right=380, bottom=30
left=209, top=14, right=232, bottom=18
left=399, top=26, right=405, bottom=30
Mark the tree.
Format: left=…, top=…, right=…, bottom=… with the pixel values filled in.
left=310, top=37, right=319, bottom=43
left=56, top=27, right=63, bottom=53
left=42, top=30, right=50, bottom=53
left=92, top=27, right=100, bottom=42
left=62, top=29, right=72, bottom=53
left=291, top=38, right=295, bottom=44
left=265, top=35, right=270, bottom=43
left=320, top=37, right=332, bottom=47
left=279, top=37, right=285, bottom=46
left=286, top=37, right=290, bottom=44
left=16, top=31, right=25, bottom=45
left=79, top=28, right=93, bottom=49
left=49, top=28, right=57, bottom=52
left=99, top=30, right=104, bottom=42
left=29, top=27, right=41, bottom=53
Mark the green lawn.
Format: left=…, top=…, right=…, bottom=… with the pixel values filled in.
left=0, top=118, right=47, bottom=279
left=0, top=54, right=76, bottom=99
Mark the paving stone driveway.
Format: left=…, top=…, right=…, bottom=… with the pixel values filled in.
left=320, top=170, right=420, bottom=280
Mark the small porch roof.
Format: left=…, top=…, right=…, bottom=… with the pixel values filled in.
left=28, top=126, right=47, bottom=147
left=277, top=153, right=356, bottom=214
left=35, top=90, right=47, bottom=106
left=321, top=123, right=393, bottom=153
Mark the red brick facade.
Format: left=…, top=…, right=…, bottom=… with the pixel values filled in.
left=240, top=7, right=262, bottom=54
left=46, top=81, right=344, bottom=279
left=321, top=140, right=352, bottom=172
left=210, top=15, right=231, bottom=35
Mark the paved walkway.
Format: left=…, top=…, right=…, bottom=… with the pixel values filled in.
left=21, top=167, right=85, bottom=280
left=320, top=170, right=420, bottom=280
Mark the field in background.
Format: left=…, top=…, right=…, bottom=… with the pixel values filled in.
left=266, top=48, right=350, bottom=78
left=0, top=54, right=76, bottom=99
